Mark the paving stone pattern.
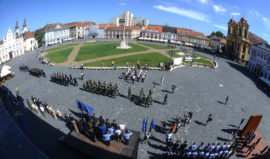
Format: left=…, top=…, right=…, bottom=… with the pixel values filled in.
left=3, top=49, right=270, bottom=159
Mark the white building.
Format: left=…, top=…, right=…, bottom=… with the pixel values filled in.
left=248, top=44, right=270, bottom=84
left=65, top=22, right=95, bottom=39
left=86, top=24, right=108, bottom=38
left=110, top=11, right=148, bottom=27
left=42, top=23, right=71, bottom=46
left=23, top=31, right=38, bottom=52
left=0, top=28, right=24, bottom=64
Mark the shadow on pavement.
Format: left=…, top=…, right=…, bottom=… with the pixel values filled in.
left=1, top=85, right=89, bottom=159
left=226, top=61, right=270, bottom=97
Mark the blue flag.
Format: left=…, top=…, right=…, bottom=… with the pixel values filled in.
left=149, top=119, right=155, bottom=132
left=142, top=118, right=146, bottom=133
left=145, top=118, right=148, bottom=133
left=81, top=102, right=94, bottom=116
left=76, top=100, right=94, bottom=116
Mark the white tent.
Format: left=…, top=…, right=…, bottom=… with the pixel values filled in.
left=0, top=65, right=11, bottom=78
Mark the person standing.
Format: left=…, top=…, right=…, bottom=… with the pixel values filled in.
left=163, top=94, right=168, bottom=105
left=103, top=131, right=112, bottom=146
left=205, top=114, right=212, bottom=126
left=225, top=96, right=229, bottom=105
left=239, top=118, right=245, bottom=128
left=123, top=130, right=133, bottom=145
left=172, top=85, right=176, bottom=94
left=15, top=86, right=19, bottom=96
left=128, top=87, right=131, bottom=100
left=112, top=60, right=115, bottom=67
left=80, top=71, right=84, bottom=80
left=161, top=76, right=165, bottom=87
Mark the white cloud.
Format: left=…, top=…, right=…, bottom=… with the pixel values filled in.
left=119, top=2, right=126, bottom=6
left=197, top=0, right=209, bottom=5
left=214, top=24, right=228, bottom=31
left=263, top=33, right=269, bottom=37
left=249, top=9, right=260, bottom=17
left=212, top=4, right=226, bottom=13
left=231, top=12, right=240, bottom=16
left=153, top=5, right=210, bottom=23
left=262, top=17, right=269, bottom=23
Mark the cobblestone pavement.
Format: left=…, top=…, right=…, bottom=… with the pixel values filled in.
left=3, top=49, right=270, bottom=159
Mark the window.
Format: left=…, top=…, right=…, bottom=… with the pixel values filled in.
left=239, top=29, right=242, bottom=36
left=244, top=30, right=247, bottom=39
left=243, top=46, right=246, bottom=54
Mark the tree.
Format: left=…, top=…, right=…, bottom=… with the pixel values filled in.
left=211, top=31, right=226, bottom=39
left=35, top=33, right=43, bottom=47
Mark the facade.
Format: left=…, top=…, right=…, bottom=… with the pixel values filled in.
left=65, top=21, right=95, bottom=39
left=0, top=28, right=24, bottom=64
left=23, top=31, right=38, bottom=52
left=86, top=24, right=108, bottom=38
left=248, top=44, right=270, bottom=81
left=226, top=17, right=268, bottom=65
left=105, top=26, right=142, bottom=39
left=110, top=11, right=148, bottom=27
left=140, top=25, right=209, bottom=47
left=42, top=23, right=70, bottom=46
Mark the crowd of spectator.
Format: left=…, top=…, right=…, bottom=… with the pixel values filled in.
left=65, top=113, right=133, bottom=146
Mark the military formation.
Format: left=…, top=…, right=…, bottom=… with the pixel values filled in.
left=50, top=72, right=78, bottom=86
left=123, top=67, right=148, bottom=83
left=82, top=80, right=119, bottom=98
left=29, top=68, right=46, bottom=77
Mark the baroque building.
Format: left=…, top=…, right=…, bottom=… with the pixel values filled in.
left=226, top=17, right=268, bottom=65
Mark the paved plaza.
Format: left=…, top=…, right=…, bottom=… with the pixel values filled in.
left=3, top=47, right=270, bottom=159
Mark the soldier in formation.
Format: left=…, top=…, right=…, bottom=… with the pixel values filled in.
left=50, top=72, right=78, bottom=86
left=82, top=79, right=119, bottom=98
left=29, top=68, right=46, bottom=77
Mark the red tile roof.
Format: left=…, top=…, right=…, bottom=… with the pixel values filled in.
left=219, top=38, right=227, bottom=44
left=98, top=24, right=108, bottom=29
left=65, top=21, right=96, bottom=27
left=0, top=40, right=3, bottom=45
left=23, top=31, right=35, bottom=40
left=144, top=25, right=163, bottom=32
left=177, top=28, right=207, bottom=38
left=106, top=26, right=142, bottom=30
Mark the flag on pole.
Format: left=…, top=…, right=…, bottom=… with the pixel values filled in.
left=142, top=118, right=146, bottom=133
left=145, top=118, right=148, bottom=133
left=149, top=118, right=155, bottom=132
left=76, top=100, right=94, bottom=116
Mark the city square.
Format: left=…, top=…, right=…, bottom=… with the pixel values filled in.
left=2, top=40, right=270, bottom=158
left=1, top=0, right=270, bottom=159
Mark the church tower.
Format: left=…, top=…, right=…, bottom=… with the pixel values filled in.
left=15, top=20, right=19, bottom=37
left=22, top=18, right=28, bottom=34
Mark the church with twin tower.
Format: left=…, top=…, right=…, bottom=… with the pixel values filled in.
left=0, top=18, right=38, bottom=64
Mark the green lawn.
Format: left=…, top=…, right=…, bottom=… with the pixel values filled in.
left=45, top=43, right=79, bottom=52
left=45, top=48, right=74, bottom=63
left=84, top=52, right=170, bottom=67
left=192, top=59, right=213, bottom=66
left=139, top=43, right=170, bottom=49
left=75, top=42, right=148, bottom=62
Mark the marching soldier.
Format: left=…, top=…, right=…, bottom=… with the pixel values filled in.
left=163, top=94, right=168, bottom=105
left=148, top=90, right=153, bottom=105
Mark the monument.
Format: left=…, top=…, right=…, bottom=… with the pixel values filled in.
left=116, top=19, right=132, bottom=49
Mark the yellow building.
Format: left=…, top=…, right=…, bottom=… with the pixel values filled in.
left=226, top=17, right=268, bottom=66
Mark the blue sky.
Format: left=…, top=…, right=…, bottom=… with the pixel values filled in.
left=0, top=0, right=269, bottom=42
